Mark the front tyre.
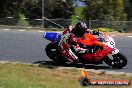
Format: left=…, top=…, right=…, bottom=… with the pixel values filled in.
left=112, top=52, right=127, bottom=68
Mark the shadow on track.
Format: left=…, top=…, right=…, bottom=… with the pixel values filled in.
left=33, top=60, right=123, bottom=70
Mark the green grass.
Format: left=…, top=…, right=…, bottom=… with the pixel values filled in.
left=0, top=63, right=82, bottom=88
left=94, top=28, right=113, bottom=32
left=0, top=63, right=131, bottom=88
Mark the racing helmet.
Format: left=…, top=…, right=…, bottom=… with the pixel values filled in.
left=71, top=21, right=87, bottom=37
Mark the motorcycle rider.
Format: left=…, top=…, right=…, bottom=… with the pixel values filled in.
left=58, top=21, right=100, bottom=63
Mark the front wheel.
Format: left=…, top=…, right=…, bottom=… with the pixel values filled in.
left=103, top=52, right=127, bottom=68
left=112, top=52, right=127, bottom=68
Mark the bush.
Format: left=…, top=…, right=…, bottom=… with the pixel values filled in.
left=94, top=28, right=113, bottom=32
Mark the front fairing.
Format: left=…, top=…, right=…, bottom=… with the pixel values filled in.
left=98, top=32, right=119, bottom=55
left=98, top=32, right=115, bottom=48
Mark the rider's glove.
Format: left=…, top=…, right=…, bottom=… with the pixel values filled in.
left=92, top=30, right=99, bottom=35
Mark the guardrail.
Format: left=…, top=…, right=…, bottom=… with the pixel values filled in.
left=0, top=17, right=132, bottom=32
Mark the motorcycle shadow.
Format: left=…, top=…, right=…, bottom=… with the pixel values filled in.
left=33, top=60, right=61, bottom=69
left=33, top=60, right=123, bottom=70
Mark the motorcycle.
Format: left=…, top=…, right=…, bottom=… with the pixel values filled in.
left=43, top=29, right=127, bottom=68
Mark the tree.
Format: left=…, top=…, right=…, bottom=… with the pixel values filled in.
left=0, top=0, right=23, bottom=18
left=83, top=0, right=127, bottom=21
left=22, top=0, right=41, bottom=19
left=44, top=0, right=74, bottom=19
left=125, top=0, right=132, bottom=20
left=0, top=0, right=74, bottom=19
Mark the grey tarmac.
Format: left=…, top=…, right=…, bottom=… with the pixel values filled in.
left=0, top=29, right=132, bottom=73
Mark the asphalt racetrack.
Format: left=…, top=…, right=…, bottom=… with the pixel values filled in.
left=0, top=29, right=132, bottom=73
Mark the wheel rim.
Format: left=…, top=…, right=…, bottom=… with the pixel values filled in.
left=114, top=55, right=122, bottom=64
left=112, top=54, right=126, bottom=67
left=47, top=48, right=58, bottom=58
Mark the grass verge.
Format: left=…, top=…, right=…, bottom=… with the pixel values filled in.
left=0, top=63, right=131, bottom=88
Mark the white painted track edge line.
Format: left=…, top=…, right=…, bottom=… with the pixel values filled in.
left=127, top=36, right=132, bottom=37
left=19, top=30, right=25, bottom=31
left=3, top=29, right=10, bottom=30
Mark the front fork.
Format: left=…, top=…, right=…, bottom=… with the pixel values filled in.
left=111, top=48, right=119, bottom=55
left=107, top=48, right=119, bottom=61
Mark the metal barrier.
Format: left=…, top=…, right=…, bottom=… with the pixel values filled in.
left=0, top=17, right=71, bottom=29
left=0, top=17, right=132, bottom=32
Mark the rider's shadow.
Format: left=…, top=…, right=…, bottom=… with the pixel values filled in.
left=33, top=60, right=122, bottom=70
left=33, top=61, right=61, bottom=69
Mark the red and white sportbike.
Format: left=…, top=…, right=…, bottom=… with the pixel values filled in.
left=44, top=30, right=127, bottom=68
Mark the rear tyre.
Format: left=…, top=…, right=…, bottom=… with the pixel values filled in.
left=45, top=43, right=67, bottom=65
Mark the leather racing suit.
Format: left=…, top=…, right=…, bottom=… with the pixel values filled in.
left=58, top=26, right=94, bottom=62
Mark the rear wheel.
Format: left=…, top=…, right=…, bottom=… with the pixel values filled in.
left=45, top=43, right=67, bottom=65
